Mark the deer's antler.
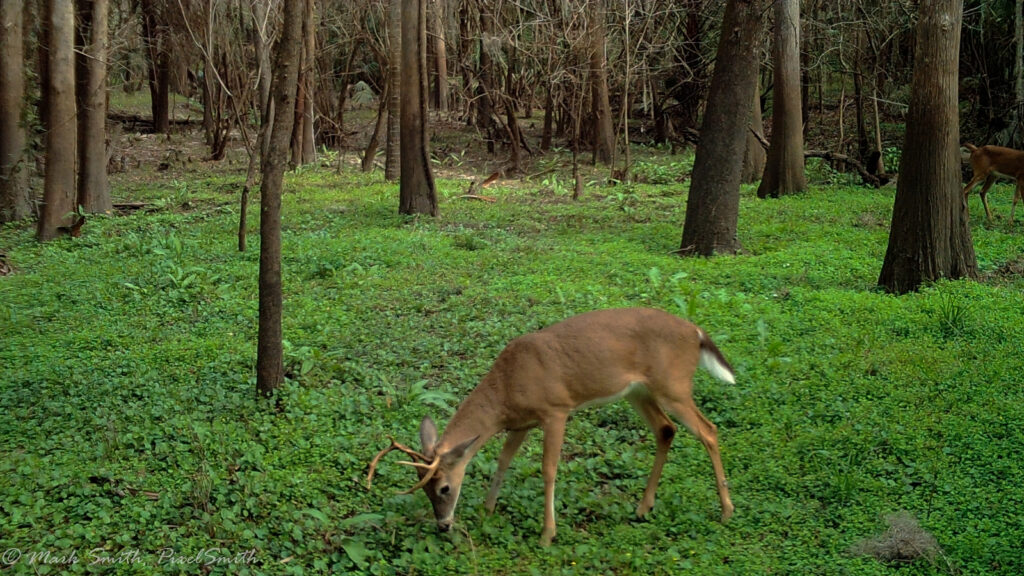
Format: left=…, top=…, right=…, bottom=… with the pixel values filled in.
left=396, top=458, right=441, bottom=494
left=366, top=437, right=434, bottom=490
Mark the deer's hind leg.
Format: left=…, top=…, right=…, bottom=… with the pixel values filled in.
left=627, top=390, right=676, bottom=518
left=659, top=395, right=734, bottom=523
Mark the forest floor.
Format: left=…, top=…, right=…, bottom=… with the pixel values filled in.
left=1, top=94, right=1024, bottom=575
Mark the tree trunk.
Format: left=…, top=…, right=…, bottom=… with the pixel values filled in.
left=257, top=0, right=304, bottom=397
left=399, top=0, right=438, bottom=216
left=676, top=0, right=706, bottom=132
left=853, top=29, right=868, bottom=162
left=477, top=2, right=496, bottom=154
left=741, top=84, right=766, bottom=183
left=38, top=0, right=77, bottom=241
left=430, top=0, right=448, bottom=112
left=679, top=0, right=763, bottom=256
left=301, top=0, right=315, bottom=162
left=541, top=84, right=554, bottom=151
left=757, top=0, right=806, bottom=198
left=878, top=0, right=976, bottom=294
left=76, top=0, right=111, bottom=214
left=141, top=0, right=170, bottom=134
left=385, top=0, right=401, bottom=181
left=362, top=82, right=388, bottom=172
left=588, top=5, right=614, bottom=165
left=252, top=0, right=274, bottom=159
left=0, top=0, right=31, bottom=222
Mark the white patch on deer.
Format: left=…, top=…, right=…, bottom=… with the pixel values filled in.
left=573, top=381, right=647, bottom=412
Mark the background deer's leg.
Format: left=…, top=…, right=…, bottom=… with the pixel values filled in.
left=539, top=416, right=567, bottom=546
left=1011, top=181, right=1023, bottom=224
left=485, top=428, right=530, bottom=514
left=979, top=175, right=997, bottom=220
left=628, top=393, right=676, bottom=518
left=662, top=397, right=734, bottom=523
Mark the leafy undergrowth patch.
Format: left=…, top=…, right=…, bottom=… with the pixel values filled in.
left=1, top=164, right=1023, bottom=575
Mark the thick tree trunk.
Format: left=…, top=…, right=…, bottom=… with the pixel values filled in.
left=679, top=0, right=763, bottom=256
left=0, top=0, right=31, bottom=222
left=588, top=6, right=614, bottom=165
left=385, top=0, right=401, bottom=181
left=38, top=0, right=77, bottom=241
left=399, top=0, right=438, bottom=216
left=76, top=0, right=111, bottom=214
left=757, top=0, right=806, bottom=198
left=257, top=0, right=304, bottom=397
left=878, top=0, right=976, bottom=294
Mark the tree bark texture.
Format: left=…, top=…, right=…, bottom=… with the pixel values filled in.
left=0, top=0, right=31, bottom=222
left=430, top=0, right=448, bottom=112
left=878, top=0, right=977, bottom=294
left=741, top=85, right=766, bottom=183
left=257, top=0, right=304, bottom=397
left=588, top=5, right=614, bottom=165
left=75, top=0, right=111, bottom=214
left=399, top=0, right=438, bottom=216
left=140, top=0, right=170, bottom=134
left=679, top=0, right=763, bottom=256
left=385, top=0, right=401, bottom=181
left=757, top=0, right=806, bottom=198
left=37, top=0, right=77, bottom=241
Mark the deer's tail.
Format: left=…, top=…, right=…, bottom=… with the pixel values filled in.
left=698, top=330, right=736, bottom=385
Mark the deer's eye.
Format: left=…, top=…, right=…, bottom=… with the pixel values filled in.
left=439, top=485, right=451, bottom=496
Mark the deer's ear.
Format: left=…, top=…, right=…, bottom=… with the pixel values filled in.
left=419, top=416, right=438, bottom=459
left=443, top=436, right=479, bottom=464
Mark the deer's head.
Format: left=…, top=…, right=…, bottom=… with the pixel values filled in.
left=367, top=416, right=477, bottom=532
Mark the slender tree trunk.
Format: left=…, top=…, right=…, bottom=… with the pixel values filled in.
left=588, top=4, right=614, bottom=165
left=252, top=0, right=274, bottom=158
left=257, top=0, right=304, bottom=397
left=541, top=84, right=554, bottom=151
left=741, top=84, right=766, bottom=183
left=362, top=82, right=388, bottom=172
left=757, top=0, right=806, bottom=198
left=477, top=2, right=496, bottom=154
left=399, top=0, right=438, bottom=216
left=0, top=0, right=31, bottom=222
left=76, top=0, right=111, bottom=214
left=676, top=0, right=706, bottom=132
left=141, top=0, right=170, bottom=134
left=853, top=29, right=868, bottom=162
left=385, top=0, right=401, bottom=181
left=878, top=0, right=976, bottom=294
left=430, top=0, right=447, bottom=113
left=38, top=0, right=77, bottom=241
left=1012, top=0, right=1024, bottom=147
left=301, top=0, right=315, bottom=162
left=679, top=0, right=763, bottom=256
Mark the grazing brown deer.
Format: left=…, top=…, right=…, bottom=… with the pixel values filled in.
left=962, top=143, right=1024, bottom=223
left=367, top=308, right=736, bottom=546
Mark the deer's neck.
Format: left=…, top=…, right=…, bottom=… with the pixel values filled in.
left=438, top=381, right=506, bottom=457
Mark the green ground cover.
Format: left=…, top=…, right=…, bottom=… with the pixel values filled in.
left=1, top=160, right=1023, bottom=575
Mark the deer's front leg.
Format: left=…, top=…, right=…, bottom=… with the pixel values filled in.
left=485, top=428, right=529, bottom=514
left=539, top=416, right=567, bottom=547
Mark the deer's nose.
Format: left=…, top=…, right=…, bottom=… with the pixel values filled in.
left=437, top=519, right=453, bottom=532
